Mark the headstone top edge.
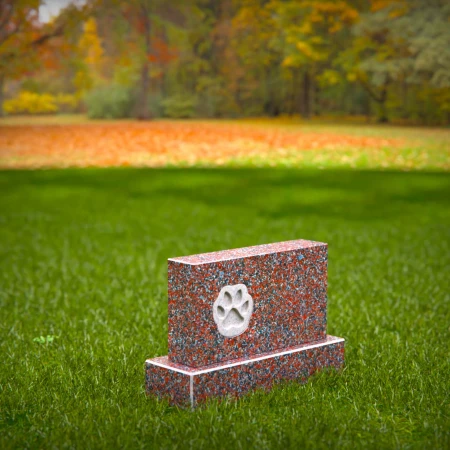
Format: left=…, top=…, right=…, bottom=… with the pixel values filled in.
left=168, top=239, right=327, bottom=266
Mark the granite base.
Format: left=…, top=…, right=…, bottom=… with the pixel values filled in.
left=145, top=335, right=344, bottom=407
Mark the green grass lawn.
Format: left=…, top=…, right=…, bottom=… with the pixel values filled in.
left=1, top=168, right=449, bottom=449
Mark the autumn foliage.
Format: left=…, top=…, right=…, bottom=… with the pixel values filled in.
left=0, top=121, right=418, bottom=169
left=1, top=0, right=450, bottom=124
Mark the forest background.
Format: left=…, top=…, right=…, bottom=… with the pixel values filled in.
left=1, top=0, right=449, bottom=125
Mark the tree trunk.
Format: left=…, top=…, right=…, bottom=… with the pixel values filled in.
left=313, top=77, right=319, bottom=116
left=137, top=64, right=150, bottom=120
left=363, top=90, right=371, bottom=123
left=401, top=79, right=408, bottom=119
left=358, top=76, right=389, bottom=123
left=0, top=75, right=4, bottom=117
left=289, top=69, right=296, bottom=116
left=137, top=5, right=152, bottom=120
left=301, top=70, right=311, bottom=119
left=264, top=71, right=280, bottom=117
left=378, top=84, right=388, bottom=123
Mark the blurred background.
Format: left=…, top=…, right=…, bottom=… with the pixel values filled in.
left=1, top=0, right=449, bottom=124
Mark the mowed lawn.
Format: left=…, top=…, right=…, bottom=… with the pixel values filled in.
left=1, top=167, right=449, bottom=449
left=0, top=115, right=449, bottom=170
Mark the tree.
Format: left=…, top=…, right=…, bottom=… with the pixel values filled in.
left=346, top=0, right=450, bottom=122
left=95, top=0, right=186, bottom=120
left=270, top=0, right=358, bottom=118
left=231, top=0, right=282, bottom=116
left=0, top=0, right=86, bottom=116
left=74, top=17, right=105, bottom=97
left=394, top=0, right=450, bottom=120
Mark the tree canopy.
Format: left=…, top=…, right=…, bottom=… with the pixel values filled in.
left=1, top=0, right=449, bottom=124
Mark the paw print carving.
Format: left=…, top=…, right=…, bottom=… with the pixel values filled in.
left=213, top=284, right=253, bottom=338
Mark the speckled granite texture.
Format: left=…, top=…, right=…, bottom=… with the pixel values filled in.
left=168, top=240, right=328, bottom=368
left=145, top=336, right=344, bottom=407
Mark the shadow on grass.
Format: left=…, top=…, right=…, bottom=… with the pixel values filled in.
left=1, top=168, right=449, bottom=222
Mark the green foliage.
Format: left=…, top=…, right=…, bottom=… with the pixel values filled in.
left=113, top=63, right=140, bottom=88
left=20, top=78, right=42, bottom=93
left=195, top=77, right=241, bottom=118
left=0, top=168, right=449, bottom=448
left=33, top=335, right=59, bottom=345
left=147, top=91, right=164, bottom=118
left=84, top=85, right=134, bottom=119
left=345, top=0, right=450, bottom=123
left=55, top=93, right=78, bottom=113
left=161, top=93, right=196, bottom=118
left=396, top=1, right=450, bottom=89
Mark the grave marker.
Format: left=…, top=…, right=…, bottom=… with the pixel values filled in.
left=145, top=239, right=344, bottom=407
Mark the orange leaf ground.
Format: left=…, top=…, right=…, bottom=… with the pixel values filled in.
left=0, top=118, right=448, bottom=170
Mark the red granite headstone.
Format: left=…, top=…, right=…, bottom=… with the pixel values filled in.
left=145, top=239, right=344, bottom=407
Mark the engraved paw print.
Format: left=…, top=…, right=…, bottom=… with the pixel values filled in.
left=213, top=284, right=253, bottom=337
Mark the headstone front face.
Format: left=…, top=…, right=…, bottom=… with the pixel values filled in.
left=167, top=240, right=327, bottom=367
left=145, top=240, right=344, bottom=407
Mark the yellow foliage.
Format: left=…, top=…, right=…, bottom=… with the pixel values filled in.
left=79, top=18, right=104, bottom=67
left=76, top=17, right=105, bottom=93
left=298, top=21, right=313, bottom=34
left=273, top=0, right=359, bottom=68
left=55, top=94, right=78, bottom=109
left=306, top=1, right=358, bottom=26
left=296, top=41, right=324, bottom=61
left=371, top=0, right=405, bottom=13
left=434, top=88, right=450, bottom=113
left=282, top=56, right=295, bottom=67
left=310, top=36, right=324, bottom=45
left=317, top=69, right=341, bottom=86
left=4, top=91, right=77, bottom=115
left=4, top=91, right=57, bottom=114
left=74, top=69, right=93, bottom=96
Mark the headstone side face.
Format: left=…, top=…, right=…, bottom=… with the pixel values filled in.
left=168, top=240, right=328, bottom=368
